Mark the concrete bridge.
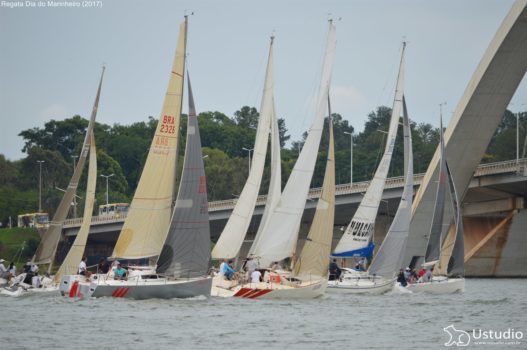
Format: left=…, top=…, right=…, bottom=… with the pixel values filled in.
left=61, top=158, right=527, bottom=275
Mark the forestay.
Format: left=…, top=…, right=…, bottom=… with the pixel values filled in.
left=211, top=37, right=275, bottom=260
left=33, top=67, right=105, bottom=268
left=112, top=18, right=187, bottom=260
left=156, top=74, right=211, bottom=278
left=249, top=21, right=337, bottom=268
left=53, top=131, right=97, bottom=283
left=333, top=43, right=406, bottom=257
left=368, top=95, right=413, bottom=279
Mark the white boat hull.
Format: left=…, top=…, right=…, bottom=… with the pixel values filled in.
left=212, top=277, right=326, bottom=299
left=405, top=277, right=465, bottom=294
left=327, top=277, right=394, bottom=295
left=81, top=276, right=212, bottom=299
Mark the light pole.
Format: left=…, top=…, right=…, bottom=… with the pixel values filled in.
left=242, top=147, right=253, bottom=175
left=37, top=160, right=45, bottom=212
left=517, top=111, right=520, bottom=166
left=344, top=131, right=353, bottom=186
left=71, top=155, right=78, bottom=218
left=100, top=173, right=114, bottom=205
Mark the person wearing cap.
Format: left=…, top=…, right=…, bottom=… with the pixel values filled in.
left=113, top=263, right=128, bottom=280
left=328, top=259, right=342, bottom=281
left=423, top=266, right=433, bottom=282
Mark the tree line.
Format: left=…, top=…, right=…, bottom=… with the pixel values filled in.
left=0, top=106, right=525, bottom=226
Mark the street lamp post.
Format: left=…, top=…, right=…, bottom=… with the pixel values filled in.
left=71, top=155, right=78, bottom=218
left=242, top=147, right=253, bottom=175
left=37, top=160, right=45, bottom=212
left=100, top=173, right=114, bottom=205
left=344, top=131, right=353, bottom=187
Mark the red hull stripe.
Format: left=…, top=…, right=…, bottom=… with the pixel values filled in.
left=247, top=289, right=272, bottom=299
left=111, top=288, right=121, bottom=297
left=233, top=288, right=252, bottom=297
left=119, top=288, right=130, bottom=298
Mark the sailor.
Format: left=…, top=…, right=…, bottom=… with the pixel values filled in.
left=329, top=259, right=342, bottom=281
left=245, top=257, right=258, bottom=280
left=403, top=267, right=411, bottom=281
left=222, top=260, right=236, bottom=280
left=397, top=268, right=407, bottom=287
left=250, top=269, right=262, bottom=283
left=8, top=262, right=16, bottom=278
left=423, top=267, right=433, bottom=282
left=355, top=257, right=367, bottom=271
left=271, top=261, right=283, bottom=271
left=113, top=263, right=128, bottom=280
left=97, top=257, right=110, bottom=274
left=0, top=259, right=10, bottom=280
left=31, top=272, right=41, bottom=288
left=78, top=257, right=88, bottom=275
left=218, top=259, right=227, bottom=277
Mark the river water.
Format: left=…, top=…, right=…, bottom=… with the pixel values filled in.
left=0, top=279, right=525, bottom=349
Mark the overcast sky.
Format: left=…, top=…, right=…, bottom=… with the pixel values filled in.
left=1, top=0, right=525, bottom=161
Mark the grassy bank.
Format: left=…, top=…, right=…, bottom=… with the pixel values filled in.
left=0, top=227, right=40, bottom=267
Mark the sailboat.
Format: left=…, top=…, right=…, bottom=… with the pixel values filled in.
left=82, top=71, right=212, bottom=299
left=211, top=36, right=278, bottom=262
left=332, top=42, right=406, bottom=276
left=2, top=68, right=105, bottom=297
left=328, top=94, right=413, bottom=294
left=57, top=130, right=98, bottom=296
left=213, top=20, right=337, bottom=299
left=210, top=36, right=281, bottom=295
left=405, top=108, right=465, bottom=294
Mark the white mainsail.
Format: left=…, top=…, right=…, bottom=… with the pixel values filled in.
left=211, top=37, right=275, bottom=260
left=293, top=102, right=335, bottom=280
left=249, top=21, right=337, bottom=268
left=112, top=18, right=187, bottom=260
left=53, top=131, right=97, bottom=284
left=333, top=43, right=406, bottom=257
left=367, top=95, right=413, bottom=279
left=248, top=101, right=282, bottom=257
left=33, top=67, right=105, bottom=269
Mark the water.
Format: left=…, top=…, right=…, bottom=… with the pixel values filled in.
left=0, top=279, right=525, bottom=349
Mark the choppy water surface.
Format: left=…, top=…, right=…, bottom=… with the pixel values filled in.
left=0, top=279, right=525, bottom=349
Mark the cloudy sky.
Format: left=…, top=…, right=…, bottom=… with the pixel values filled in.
left=1, top=0, right=525, bottom=161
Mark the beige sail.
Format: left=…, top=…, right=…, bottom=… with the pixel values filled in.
left=112, top=19, right=187, bottom=260
left=293, top=111, right=335, bottom=280
left=33, top=67, right=105, bottom=268
left=53, top=131, right=97, bottom=283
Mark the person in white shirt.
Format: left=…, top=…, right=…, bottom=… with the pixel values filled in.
left=31, top=273, right=41, bottom=288
left=245, top=257, right=258, bottom=281
left=251, top=269, right=262, bottom=283
left=0, top=259, right=9, bottom=279
left=78, top=257, right=87, bottom=275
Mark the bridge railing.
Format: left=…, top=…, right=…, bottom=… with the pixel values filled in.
left=63, top=158, right=527, bottom=225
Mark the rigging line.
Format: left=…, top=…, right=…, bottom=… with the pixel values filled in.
left=375, top=42, right=403, bottom=112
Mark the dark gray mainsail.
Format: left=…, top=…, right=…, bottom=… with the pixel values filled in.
left=424, top=110, right=447, bottom=265
left=446, top=162, right=465, bottom=277
left=368, top=95, right=413, bottom=278
left=156, top=72, right=211, bottom=278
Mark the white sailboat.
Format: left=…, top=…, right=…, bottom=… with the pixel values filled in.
left=328, top=93, right=413, bottom=294
left=210, top=35, right=282, bottom=295
left=332, top=43, right=406, bottom=264
left=211, top=35, right=277, bottom=262
left=213, top=20, right=337, bottom=299
left=2, top=67, right=105, bottom=296
left=405, top=108, right=465, bottom=294
left=71, top=17, right=212, bottom=299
